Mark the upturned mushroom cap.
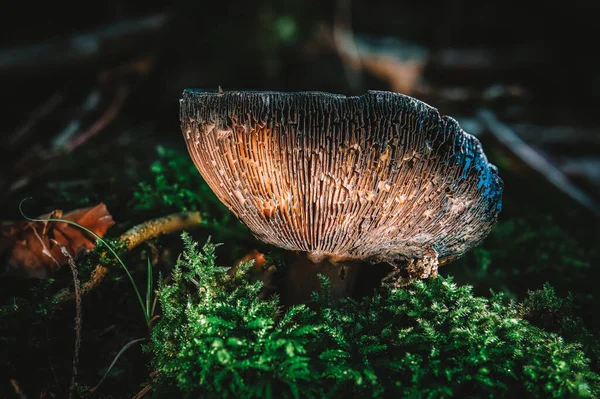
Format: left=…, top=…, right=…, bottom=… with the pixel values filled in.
left=180, top=90, right=502, bottom=265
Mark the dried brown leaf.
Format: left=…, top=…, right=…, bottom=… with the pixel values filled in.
left=1, top=203, right=115, bottom=279
left=236, top=249, right=268, bottom=272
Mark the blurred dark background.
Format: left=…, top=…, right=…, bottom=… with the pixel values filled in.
left=0, top=0, right=599, bottom=231
left=1, top=0, right=599, bottom=211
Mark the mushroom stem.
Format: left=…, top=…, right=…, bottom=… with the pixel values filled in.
left=282, top=253, right=364, bottom=305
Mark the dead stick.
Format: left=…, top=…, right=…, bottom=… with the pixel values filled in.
left=0, top=14, right=169, bottom=76
left=6, top=91, right=65, bottom=149
left=56, top=244, right=82, bottom=399
left=51, top=89, right=102, bottom=150
left=54, top=211, right=203, bottom=304
left=9, top=379, right=27, bottom=399
left=65, top=85, right=131, bottom=152
left=120, top=212, right=202, bottom=250
left=477, top=108, right=600, bottom=217
left=132, top=385, right=152, bottom=399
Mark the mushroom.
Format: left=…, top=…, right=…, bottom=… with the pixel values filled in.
left=180, top=90, right=503, bottom=303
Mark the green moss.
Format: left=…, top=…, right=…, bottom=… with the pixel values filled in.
left=520, top=284, right=600, bottom=371
left=74, top=237, right=129, bottom=282
left=130, top=145, right=250, bottom=244
left=451, top=216, right=595, bottom=298
left=131, top=146, right=226, bottom=215
left=148, top=234, right=600, bottom=398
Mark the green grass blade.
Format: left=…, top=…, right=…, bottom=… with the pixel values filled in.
left=89, top=338, right=146, bottom=393
left=146, top=257, right=152, bottom=322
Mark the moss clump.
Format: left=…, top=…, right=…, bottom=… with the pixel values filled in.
left=130, top=146, right=250, bottom=256
left=148, top=234, right=600, bottom=398
left=131, top=146, right=226, bottom=215
left=452, top=216, right=595, bottom=298
left=520, top=283, right=600, bottom=371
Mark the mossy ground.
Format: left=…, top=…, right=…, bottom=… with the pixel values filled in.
left=1, top=143, right=599, bottom=398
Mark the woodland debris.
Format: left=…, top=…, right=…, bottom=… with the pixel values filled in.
left=9, top=379, right=27, bottom=399
left=132, top=384, right=152, bottom=399
left=4, top=91, right=66, bottom=150
left=320, top=26, right=532, bottom=104
left=477, top=108, right=600, bottom=217
left=234, top=249, right=268, bottom=274
left=65, top=85, right=132, bottom=153
left=433, top=46, right=547, bottom=71
left=57, top=244, right=82, bottom=399
left=120, top=212, right=203, bottom=250
left=1, top=203, right=114, bottom=279
left=4, top=57, right=154, bottom=201
left=232, top=250, right=275, bottom=299
left=53, top=211, right=203, bottom=304
left=0, top=13, right=169, bottom=76
left=19, top=56, right=152, bottom=163
left=560, top=158, right=600, bottom=197
left=322, top=23, right=429, bottom=95
left=511, top=124, right=600, bottom=146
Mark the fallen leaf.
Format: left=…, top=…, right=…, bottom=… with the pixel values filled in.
left=318, top=24, right=430, bottom=95
left=235, top=250, right=268, bottom=273
left=1, top=203, right=115, bottom=279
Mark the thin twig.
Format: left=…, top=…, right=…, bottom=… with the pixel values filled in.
left=511, top=124, right=600, bottom=146
left=53, top=211, right=203, bottom=304
left=65, top=85, right=131, bottom=152
left=5, top=91, right=65, bottom=149
left=434, top=46, right=546, bottom=71
left=0, top=13, right=169, bottom=76
left=51, top=90, right=101, bottom=150
left=6, top=58, right=152, bottom=201
left=132, top=385, right=152, bottom=399
left=477, top=108, right=600, bottom=217
left=120, top=211, right=203, bottom=250
left=56, top=243, right=82, bottom=399
left=9, top=379, right=28, bottom=399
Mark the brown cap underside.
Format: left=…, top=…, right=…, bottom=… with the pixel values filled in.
left=180, top=90, right=503, bottom=265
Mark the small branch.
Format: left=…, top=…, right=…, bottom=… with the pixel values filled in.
left=6, top=57, right=152, bottom=200
left=5, top=91, right=65, bottom=150
left=132, top=385, right=152, bottom=399
left=52, top=56, right=150, bottom=153
left=511, top=124, right=600, bottom=146
left=477, top=108, right=600, bottom=217
left=324, top=19, right=429, bottom=95
left=56, top=243, right=82, bottom=399
left=65, top=85, right=131, bottom=152
left=51, top=90, right=102, bottom=150
left=433, top=46, right=547, bottom=71
left=120, top=212, right=203, bottom=250
left=53, top=212, right=203, bottom=304
left=0, top=13, right=169, bottom=76
left=560, top=158, right=600, bottom=189
left=9, top=379, right=27, bottom=399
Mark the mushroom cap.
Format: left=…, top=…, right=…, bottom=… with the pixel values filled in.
left=180, top=90, right=503, bottom=265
